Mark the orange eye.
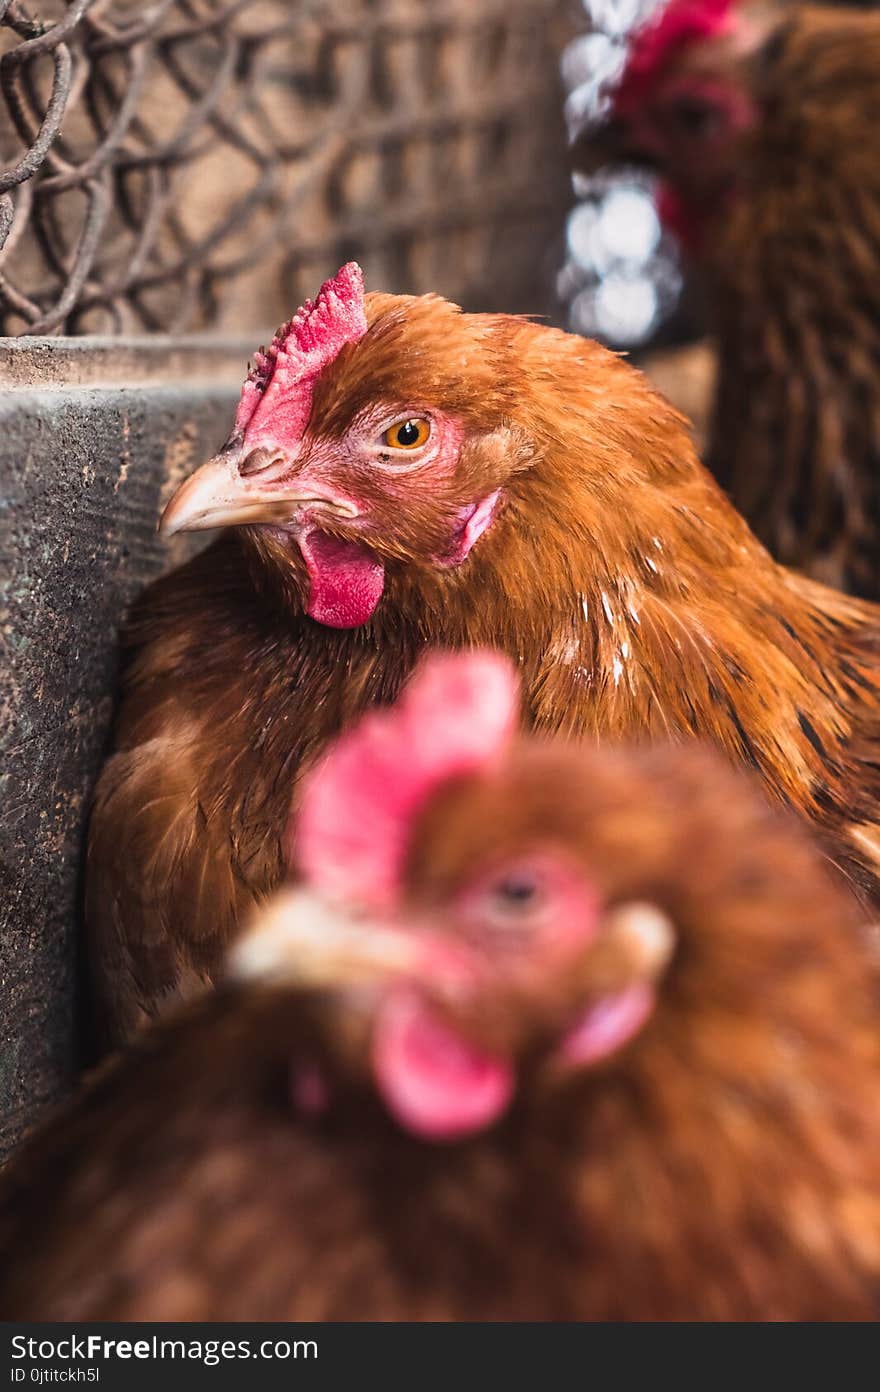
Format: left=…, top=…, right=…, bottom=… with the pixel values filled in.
left=383, top=418, right=431, bottom=450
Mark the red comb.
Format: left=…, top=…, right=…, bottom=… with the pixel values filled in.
left=234, top=261, right=368, bottom=445
left=291, top=650, right=521, bottom=913
left=615, top=0, right=736, bottom=111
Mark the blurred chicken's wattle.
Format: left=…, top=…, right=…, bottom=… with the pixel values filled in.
left=372, top=990, right=515, bottom=1141
left=558, top=983, right=655, bottom=1068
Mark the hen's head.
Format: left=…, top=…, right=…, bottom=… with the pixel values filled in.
left=160, top=264, right=533, bottom=630
left=573, top=0, right=779, bottom=249
left=232, top=650, right=871, bottom=1145
left=233, top=878, right=669, bottom=1145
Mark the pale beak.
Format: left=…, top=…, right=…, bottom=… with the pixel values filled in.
left=158, top=446, right=358, bottom=536
left=230, top=887, right=427, bottom=989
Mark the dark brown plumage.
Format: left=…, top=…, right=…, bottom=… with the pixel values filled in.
left=576, top=1, right=880, bottom=596
left=11, top=739, right=880, bottom=1320
left=89, top=274, right=880, bottom=1043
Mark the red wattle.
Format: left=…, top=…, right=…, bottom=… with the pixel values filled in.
left=298, top=528, right=385, bottom=629
left=372, top=991, right=514, bottom=1142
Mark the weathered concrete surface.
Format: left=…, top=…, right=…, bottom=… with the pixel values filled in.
left=0, top=336, right=254, bottom=1156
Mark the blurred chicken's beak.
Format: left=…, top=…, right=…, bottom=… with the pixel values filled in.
left=230, top=887, right=428, bottom=991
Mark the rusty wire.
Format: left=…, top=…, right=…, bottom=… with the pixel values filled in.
left=0, top=0, right=572, bottom=336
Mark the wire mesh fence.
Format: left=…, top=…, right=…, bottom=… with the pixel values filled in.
left=0, top=0, right=572, bottom=336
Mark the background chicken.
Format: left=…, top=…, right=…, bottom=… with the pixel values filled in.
left=11, top=654, right=880, bottom=1320
left=89, top=258, right=880, bottom=1043
left=574, top=0, right=880, bottom=596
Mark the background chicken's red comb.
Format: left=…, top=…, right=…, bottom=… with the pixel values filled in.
left=615, top=0, right=736, bottom=111
left=233, top=261, right=368, bottom=441
left=292, top=650, right=520, bottom=912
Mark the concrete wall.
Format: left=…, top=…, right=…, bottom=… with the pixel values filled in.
left=0, top=338, right=251, bottom=1155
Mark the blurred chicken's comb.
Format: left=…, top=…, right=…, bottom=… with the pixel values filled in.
left=615, top=0, right=736, bottom=111
left=292, top=650, right=520, bottom=912
left=234, top=262, right=368, bottom=442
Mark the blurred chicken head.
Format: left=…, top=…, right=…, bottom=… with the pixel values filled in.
left=232, top=884, right=673, bottom=1145
left=574, top=0, right=777, bottom=247
left=235, top=651, right=677, bottom=1142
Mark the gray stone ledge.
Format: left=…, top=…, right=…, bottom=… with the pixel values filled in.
left=1, top=336, right=247, bottom=1155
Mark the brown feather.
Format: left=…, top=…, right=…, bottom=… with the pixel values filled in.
left=16, top=745, right=880, bottom=1319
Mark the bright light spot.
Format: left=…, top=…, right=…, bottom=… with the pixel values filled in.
left=564, top=82, right=593, bottom=136
left=594, top=272, right=658, bottom=345
left=561, top=33, right=615, bottom=91
left=571, top=171, right=595, bottom=199
left=566, top=203, right=599, bottom=266
left=561, top=0, right=678, bottom=349
left=598, top=187, right=660, bottom=262
left=570, top=286, right=601, bottom=338
left=562, top=34, right=628, bottom=133
left=653, top=253, right=684, bottom=310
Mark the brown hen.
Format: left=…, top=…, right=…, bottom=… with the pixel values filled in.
left=13, top=657, right=880, bottom=1319
left=89, top=260, right=880, bottom=1042
left=575, top=0, right=880, bottom=595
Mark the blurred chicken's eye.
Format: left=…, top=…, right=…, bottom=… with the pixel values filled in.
left=488, top=872, right=545, bottom=916
left=669, top=96, right=722, bottom=138
left=468, top=868, right=552, bottom=944
left=383, top=418, right=431, bottom=450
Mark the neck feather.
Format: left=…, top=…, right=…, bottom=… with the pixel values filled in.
left=382, top=366, right=880, bottom=887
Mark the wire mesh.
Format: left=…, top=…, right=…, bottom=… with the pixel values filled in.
left=0, top=0, right=572, bottom=335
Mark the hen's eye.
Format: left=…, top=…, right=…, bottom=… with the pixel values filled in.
left=489, top=873, right=543, bottom=913
left=669, top=97, right=722, bottom=137
left=383, top=418, right=430, bottom=450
